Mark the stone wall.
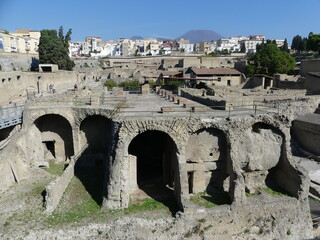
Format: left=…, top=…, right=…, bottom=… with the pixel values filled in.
left=300, top=59, right=320, bottom=77
left=0, top=125, right=43, bottom=192
left=0, top=99, right=314, bottom=239
left=104, top=114, right=309, bottom=212
left=0, top=71, right=81, bottom=103
left=0, top=53, right=39, bottom=72
left=273, top=74, right=304, bottom=89
left=292, top=113, right=320, bottom=156
left=180, top=88, right=227, bottom=110
left=44, top=159, right=75, bottom=213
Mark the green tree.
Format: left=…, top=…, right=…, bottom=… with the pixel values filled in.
left=291, top=35, right=302, bottom=51
left=307, top=32, right=320, bottom=54
left=240, top=42, right=246, bottom=53
left=281, top=38, right=289, bottom=52
left=38, top=27, right=75, bottom=70
left=246, top=42, right=295, bottom=76
left=301, top=38, right=308, bottom=52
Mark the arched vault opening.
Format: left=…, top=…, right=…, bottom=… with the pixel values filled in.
left=128, top=130, right=180, bottom=213
left=34, top=114, right=74, bottom=161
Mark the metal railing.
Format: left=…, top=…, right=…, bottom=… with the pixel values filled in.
left=114, top=102, right=279, bottom=118
left=0, top=102, right=25, bottom=130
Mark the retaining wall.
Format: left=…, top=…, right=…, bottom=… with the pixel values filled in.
left=44, top=160, right=75, bottom=213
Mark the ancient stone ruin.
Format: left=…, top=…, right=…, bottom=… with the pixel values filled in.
left=0, top=84, right=317, bottom=239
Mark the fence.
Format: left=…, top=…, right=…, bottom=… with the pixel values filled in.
left=0, top=102, right=25, bottom=130
left=114, top=102, right=279, bottom=118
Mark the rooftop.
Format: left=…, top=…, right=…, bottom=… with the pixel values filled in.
left=191, top=68, right=242, bottom=75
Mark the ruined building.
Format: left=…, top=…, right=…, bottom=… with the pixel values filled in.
left=0, top=83, right=317, bottom=239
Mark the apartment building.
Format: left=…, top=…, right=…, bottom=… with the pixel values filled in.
left=0, top=29, right=39, bottom=54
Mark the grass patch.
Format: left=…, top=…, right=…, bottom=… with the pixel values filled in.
left=245, top=192, right=257, bottom=197
left=44, top=161, right=66, bottom=176
left=124, top=198, right=168, bottom=215
left=262, top=187, right=288, bottom=197
left=47, top=196, right=102, bottom=226
left=190, top=191, right=230, bottom=208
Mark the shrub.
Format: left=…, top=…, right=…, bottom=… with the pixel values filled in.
left=104, top=80, right=117, bottom=90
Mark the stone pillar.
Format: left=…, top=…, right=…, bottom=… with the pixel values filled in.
left=72, top=127, right=80, bottom=158
left=128, top=154, right=139, bottom=192
left=141, top=84, right=150, bottom=95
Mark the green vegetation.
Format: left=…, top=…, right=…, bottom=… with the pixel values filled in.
left=83, top=62, right=90, bottom=68
left=245, top=191, right=259, bottom=197
left=118, top=80, right=140, bottom=90
left=105, top=79, right=142, bottom=91
left=190, top=191, right=231, bottom=208
left=124, top=198, right=168, bottom=214
left=38, top=26, right=75, bottom=70
left=287, top=230, right=291, bottom=235
left=198, top=218, right=206, bottom=223
left=104, top=79, right=118, bottom=90
left=246, top=42, right=295, bottom=76
left=3, top=221, right=10, bottom=227
left=307, top=32, right=320, bottom=54
left=44, top=160, right=66, bottom=176
left=203, top=224, right=213, bottom=231
left=262, top=187, right=288, bottom=197
left=240, top=42, right=246, bottom=53
left=291, top=35, right=308, bottom=52
left=32, top=183, right=46, bottom=196
left=165, top=79, right=185, bottom=87
left=281, top=38, right=289, bottom=52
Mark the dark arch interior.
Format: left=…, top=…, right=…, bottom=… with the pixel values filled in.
left=34, top=114, right=74, bottom=159
left=0, top=126, right=15, bottom=142
left=76, top=115, right=112, bottom=206
left=128, top=130, right=179, bottom=213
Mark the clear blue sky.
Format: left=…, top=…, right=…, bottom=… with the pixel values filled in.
left=0, top=0, right=319, bottom=43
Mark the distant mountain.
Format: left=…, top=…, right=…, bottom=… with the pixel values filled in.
left=177, top=30, right=224, bottom=44
left=131, top=36, right=143, bottom=40
left=156, top=37, right=170, bottom=41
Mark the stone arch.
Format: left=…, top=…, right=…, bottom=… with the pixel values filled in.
left=34, top=114, right=74, bottom=161
left=104, top=119, right=189, bottom=210
left=185, top=127, right=232, bottom=205
left=121, top=119, right=188, bottom=154
left=28, top=109, right=76, bottom=129
left=127, top=129, right=181, bottom=213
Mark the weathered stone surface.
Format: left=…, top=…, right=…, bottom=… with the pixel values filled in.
left=0, top=93, right=317, bottom=239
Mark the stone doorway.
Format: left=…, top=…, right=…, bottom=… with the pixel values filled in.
left=43, top=140, right=55, bottom=159
left=34, top=114, right=74, bottom=161
left=128, top=130, right=179, bottom=212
